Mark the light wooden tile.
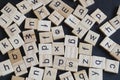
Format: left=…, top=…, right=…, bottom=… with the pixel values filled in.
left=117, top=6, right=120, bottom=15
left=40, top=0, right=53, bottom=5
left=51, top=26, right=65, bottom=40
left=0, top=38, right=13, bottom=55
left=11, top=76, right=25, bottom=80
left=84, top=30, right=100, bottom=46
left=26, top=78, right=34, bottom=80
left=39, top=32, right=53, bottom=43
left=89, top=68, right=103, bottom=80
left=73, top=5, right=88, bottom=19
left=79, top=0, right=95, bottom=7
left=43, top=67, right=57, bottom=80
left=79, top=42, right=93, bottom=56
left=59, top=72, right=74, bottom=80
left=91, top=8, right=107, bottom=24
left=48, top=10, right=64, bottom=25
left=38, top=20, right=51, bottom=31
left=9, top=34, right=24, bottom=49
left=64, top=14, right=80, bottom=29
left=28, top=67, right=44, bottom=80
left=105, top=59, right=119, bottom=74
left=73, top=70, right=89, bottom=80
left=100, top=22, right=116, bottom=37
left=22, top=30, right=36, bottom=43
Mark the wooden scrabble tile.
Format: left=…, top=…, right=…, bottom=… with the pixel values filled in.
left=23, top=53, right=39, bottom=68
left=100, top=37, right=116, bottom=52
left=51, top=26, right=65, bottom=40
left=26, top=78, right=34, bottom=80
left=65, top=46, right=78, bottom=59
left=59, top=72, right=74, bottom=80
left=8, top=49, right=23, bottom=64
left=40, top=0, right=53, bottom=5
left=90, top=56, right=106, bottom=69
left=11, top=76, right=25, bottom=80
left=53, top=56, right=66, bottom=70
left=0, top=38, right=13, bottom=55
left=79, top=0, right=95, bottom=7
left=91, top=8, right=107, bottom=24
left=25, top=18, right=38, bottom=30
left=23, top=42, right=38, bottom=55
left=73, top=5, right=88, bottom=19
left=34, top=6, right=50, bottom=20
left=117, top=6, right=120, bottom=15
left=64, top=14, right=80, bottom=29
left=99, top=22, right=116, bottom=37
left=43, top=67, right=57, bottom=80
left=89, top=68, right=103, bottom=80
left=5, top=23, right=21, bottom=37
left=64, top=35, right=78, bottom=47
left=84, top=30, right=100, bottom=46
left=9, top=34, right=24, bottom=49
left=39, top=43, right=52, bottom=54
left=52, top=42, right=64, bottom=55
left=0, top=14, right=13, bottom=29
left=22, top=30, right=36, bottom=43
left=28, top=67, right=44, bottom=80
left=79, top=54, right=92, bottom=67
left=81, top=15, right=96, bottom=30
left=39, top=32, right=53, bottom=43
left=39, top=54, right=53, bottom=67
left=73, top=70, right=89, bottom=80
left=0, top=59, right=13, bottom=76
left=79, top=42, right=93, bottom=56
left=38, top=20, right=51, bottom=31
left=16, top=1, right=32, bottom=14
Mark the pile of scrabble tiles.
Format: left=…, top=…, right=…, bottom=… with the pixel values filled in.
left=0, top=0, right=120, bottom=80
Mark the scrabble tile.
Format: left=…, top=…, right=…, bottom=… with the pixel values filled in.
left=100, top=37, right=116, bottom=52
left=9, top=34, right=24, bottom=49
left=59, top=72, right=74, bottom=80
left=81, top=15, right=96, bottom=30
left=0, top=14, right=13, bottom=29
left=0, top=38, right=13, bottom=55
left=65, top=46, right=78, bottom=59
left=48, top=10, right=64, bottom=25
left=64, top=14, right=80, bottom=29
left=26, top=78, right=34, bottom=80
left=13, top=60, right=28, bottom=76
left=25, top=18, right=38, bottom=30
left=23, top=53, right=39, bottom=68
left=34, top=6, right=50, bottom=20
left=64, top=35, right=78, bottom=47
left=40, top=0, right=53, bottom=5
left=38, top=20, right=51, bottom=31
left=22, top=30, right=36, bottom=43
left=11, top=76, right=25, bottom=80
left=73, top=5, right=88, bottom=19
left=84, top=30, right=100, bottom=46
left=105, top=59, right=119, bottom=74
left=117, top=6, right=120, bottom=15
left=53, top=56, right=66, bottom=70
left=43, top=67, right=57, bottom=80
left=90, top=56, right=106, bottom=69
left=39, top=54, right=53, bottom=67
left=89, top=68, right=103, bottom=80
left=73, top=70, right=89, bottom=80
left=5, top=23, right=21, bottom=37
left=79, top=42, right=93, bottom=56
left=16, top=1, right=32, bottom=14
left=39, top=43, right=52, bottom=54
left=8, top=49, right=23, bottom=64
left=79, top=0, right=95, bottom=7
left=0, top=59, right=13, bottom=76
left=28, top=67, right=44, bottom=80
left=99, top=22, right=116, bottom=37
left=79, top=54, right=92, bottom=67
left=65, top=58, right=79, bottom=72
left=23, top=42, right=38, bottom=55
left=39, top=32, right=53, bottom=43
left=91, top=8, right=107, bottom=24
left=51, top=26, right=65, bottom=40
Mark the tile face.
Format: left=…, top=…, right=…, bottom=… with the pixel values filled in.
left=28, top=67, right=44, bottom=80
left=0, top=38, right=13, bottom=55
left=59, top=72, right=74, bottom=80
left=40, top=0, right=53, bottom=5
left=11, top=76, right=25, bottom=80
left=79, top=0, right=95, bottom=7
left=117, top=6, right=120, bottom=15
left=84, top=30, right=100, bottom=46
left=105, top=59, right=119, bottom=74
left=48, top=10, right=64, bottom=25
left=91, top=8, right=107, bottom=24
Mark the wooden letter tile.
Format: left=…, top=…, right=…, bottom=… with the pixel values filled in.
left=11, top=76, right=25, bottom=80
left=59, top=72, right=74, bottom=80
left=79, top=0, right=95, bottom=7
left=117, top=6, right=120, bottom=15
